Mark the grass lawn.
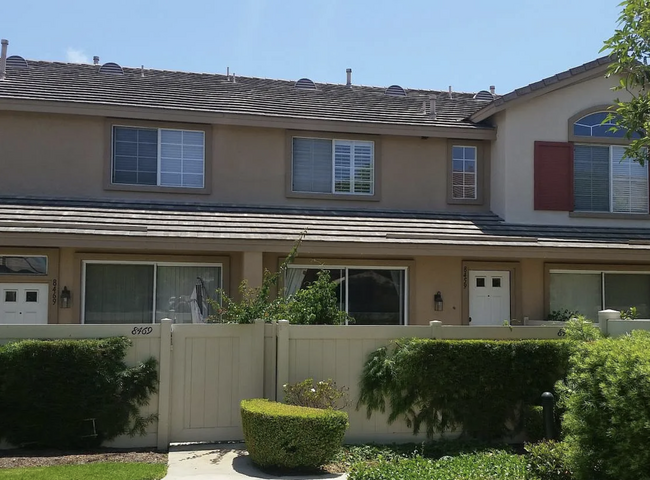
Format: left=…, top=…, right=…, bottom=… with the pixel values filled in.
left=0, top=462, right=167, bottom=480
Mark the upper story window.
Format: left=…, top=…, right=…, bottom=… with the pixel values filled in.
left=112, top=127, right=205, bottom=188
left=291, top=137, right=374, bottom=195
left=451, top=146, right=477, bottom=200
left=572, top=111, right=648, bottom=214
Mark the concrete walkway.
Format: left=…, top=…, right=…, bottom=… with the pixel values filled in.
left=162, top=442, right=347, bottom=480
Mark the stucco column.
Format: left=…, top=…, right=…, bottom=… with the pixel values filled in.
left=598, top=309, right=621, bottom=336
left=57, top=247, right=76, bottom=324
left=241, top=251, right=264, bottom=290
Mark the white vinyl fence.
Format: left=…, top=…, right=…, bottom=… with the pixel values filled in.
left=4, top=316, right=639, bottom=448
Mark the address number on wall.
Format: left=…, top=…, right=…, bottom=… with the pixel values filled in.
left=131, top=327, right=153, bottom=336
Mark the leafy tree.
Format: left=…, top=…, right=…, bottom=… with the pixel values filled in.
left=602, top=0, right=650, bottom=165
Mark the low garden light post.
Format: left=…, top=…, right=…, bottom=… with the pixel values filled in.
left=541, top=392, right=556, bottom=440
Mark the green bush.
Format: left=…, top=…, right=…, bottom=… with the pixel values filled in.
left=557, top=331, right=650, bottom=480
left=358, top=338, right=573, bottom=440
left=0, top=337, right=158, bottom=448
left=348, top=451, right=526, bottom=480
left=562, top=316, right=603, bottom=342
left=524, top=405, right=546, bottom=443
left=241, top=398, right=348, bottom=469
left=283, top=378, right=349, bottom=410
left=525, top=440, right=573, bottom=480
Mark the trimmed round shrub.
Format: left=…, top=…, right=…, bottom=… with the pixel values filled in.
left=241, top=398, right=348, bottom=469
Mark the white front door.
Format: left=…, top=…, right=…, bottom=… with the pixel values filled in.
left=0, top=283, right=48, bottom=324
left=469, top=271, right=510, bottom=325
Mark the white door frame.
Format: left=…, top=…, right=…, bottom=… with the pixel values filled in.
left=463, top=263, right=519, bottom=325
left=0, top=283, right=49, bottom=324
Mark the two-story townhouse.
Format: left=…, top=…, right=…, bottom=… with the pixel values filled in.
left=1, top=39, right=649, bottom=326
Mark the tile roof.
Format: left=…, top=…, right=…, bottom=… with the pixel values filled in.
left=0, top=60, right=493, bottom=129
left=2, top=197, right=650, bottom=251
left=471, top=55, right=613, bottom=119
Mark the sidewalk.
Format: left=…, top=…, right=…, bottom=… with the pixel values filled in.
left=162, top=442, right=347, bottom=480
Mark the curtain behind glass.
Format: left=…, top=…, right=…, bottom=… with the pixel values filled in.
left=85, top=264, right=154, bottom=324
left=155, top=266, right=220, bottom=323
left=549, top=273, right=601, bottom=321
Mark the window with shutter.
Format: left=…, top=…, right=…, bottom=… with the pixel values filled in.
left=291, top=137, right=375, bottom=195
left=570, top=111, right=648, bottom=214
left=112, top=126, right=205, bottom=189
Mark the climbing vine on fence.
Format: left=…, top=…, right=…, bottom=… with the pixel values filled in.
left=357, top=338, right=573, bottom=440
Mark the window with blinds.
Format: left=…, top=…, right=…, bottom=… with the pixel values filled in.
left=572, top=110, right=648, bottom=214
left=451, top=146, right=477, bottom=200
left=292, top=137, right=374, bottom=195
left=574, top=144, right=648, bottom=214
left=112, top=126, right=205, bottom=188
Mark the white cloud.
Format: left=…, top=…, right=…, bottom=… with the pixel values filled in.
left=66, top=48, right=90, bottom=64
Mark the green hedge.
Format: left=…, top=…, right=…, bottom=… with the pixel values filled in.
left=348, top=451, right=526, bottom=480
left=558, top=331, right=650, bottom=480
left=358, top=338, right=573, bottom=440
left=0, top=337, right=158, bottom=448
left=241, top=398, right=348, bottom=469
left=525, top=440, right=573, bottom=480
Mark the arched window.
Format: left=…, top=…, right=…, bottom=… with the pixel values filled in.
left=573, top=111, right=641, bottom=139
left=570, top=109, right=647, bottom=214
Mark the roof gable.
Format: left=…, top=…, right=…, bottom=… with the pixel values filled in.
left=470, top=55, right=613, bottom=122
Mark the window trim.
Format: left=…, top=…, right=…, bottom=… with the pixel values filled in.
left=285, top=130, right=381, bottom=201
left=81, top=260, right=223, bottom=324
left=284, top=264, right=409, bottom=325
left=447, top=140, right=487, bottom=205
left=568, top=105, right=630, bottom=145
left=573, top=143, right=649, bottom=215
left=104, top=119, right=212, bottom=195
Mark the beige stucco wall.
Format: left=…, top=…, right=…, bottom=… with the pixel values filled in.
left=0, top=111, right=490, bottom=213
left=491, top=74, right=648, bottom=226
left=5, top=243, right=650, bottom=325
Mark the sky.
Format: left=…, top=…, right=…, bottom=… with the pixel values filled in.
left=0, top=0, right=622, bottom=94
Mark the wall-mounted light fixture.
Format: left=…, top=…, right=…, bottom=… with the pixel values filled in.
left=60, top=286, right=71, bottom=309
left=434, top=291, right=443, bottom=311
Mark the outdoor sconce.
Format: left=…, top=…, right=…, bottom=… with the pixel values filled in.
left=60, top=286, right=71, bottom=309
left=434, top=291, right=443, bottom=311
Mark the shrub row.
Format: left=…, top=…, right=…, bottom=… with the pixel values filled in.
left=358, top=338, right=573, bottom=440
left=241, top=398, right=348, bottom=469
left=0, top=337, right=158, bottom=448
left=348, top=451, right=527, bottom=480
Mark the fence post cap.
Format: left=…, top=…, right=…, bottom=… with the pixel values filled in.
left=254, top=318, right=265, bottom=325
left=429, top=320, right=443, bottom=326
left=278, top=319, right=290, bottom=325
left=160, top=318, right=172, bottom=324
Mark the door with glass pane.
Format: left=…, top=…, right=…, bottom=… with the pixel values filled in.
left=469, top=271, right=510, bottom=325
left=0, top=283, right=48, bottom=324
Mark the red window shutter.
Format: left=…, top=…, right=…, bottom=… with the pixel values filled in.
left=534, top=141, right=574, bottom=211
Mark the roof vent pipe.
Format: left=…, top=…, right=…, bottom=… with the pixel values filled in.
left=93, top=55, right=100, bottom=65
left=429, top=94, right=437, bottom=118
left=0, top=39, right=8, bottom=81
left=448, top=85, right=453, bottom=99
left=227, top=66, right=230, bottom=80
left=346, top=68, right=352, bottom=86
left=490, top=85, right=495, bottom=95
left=232, top=72, right=236, bottom=83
